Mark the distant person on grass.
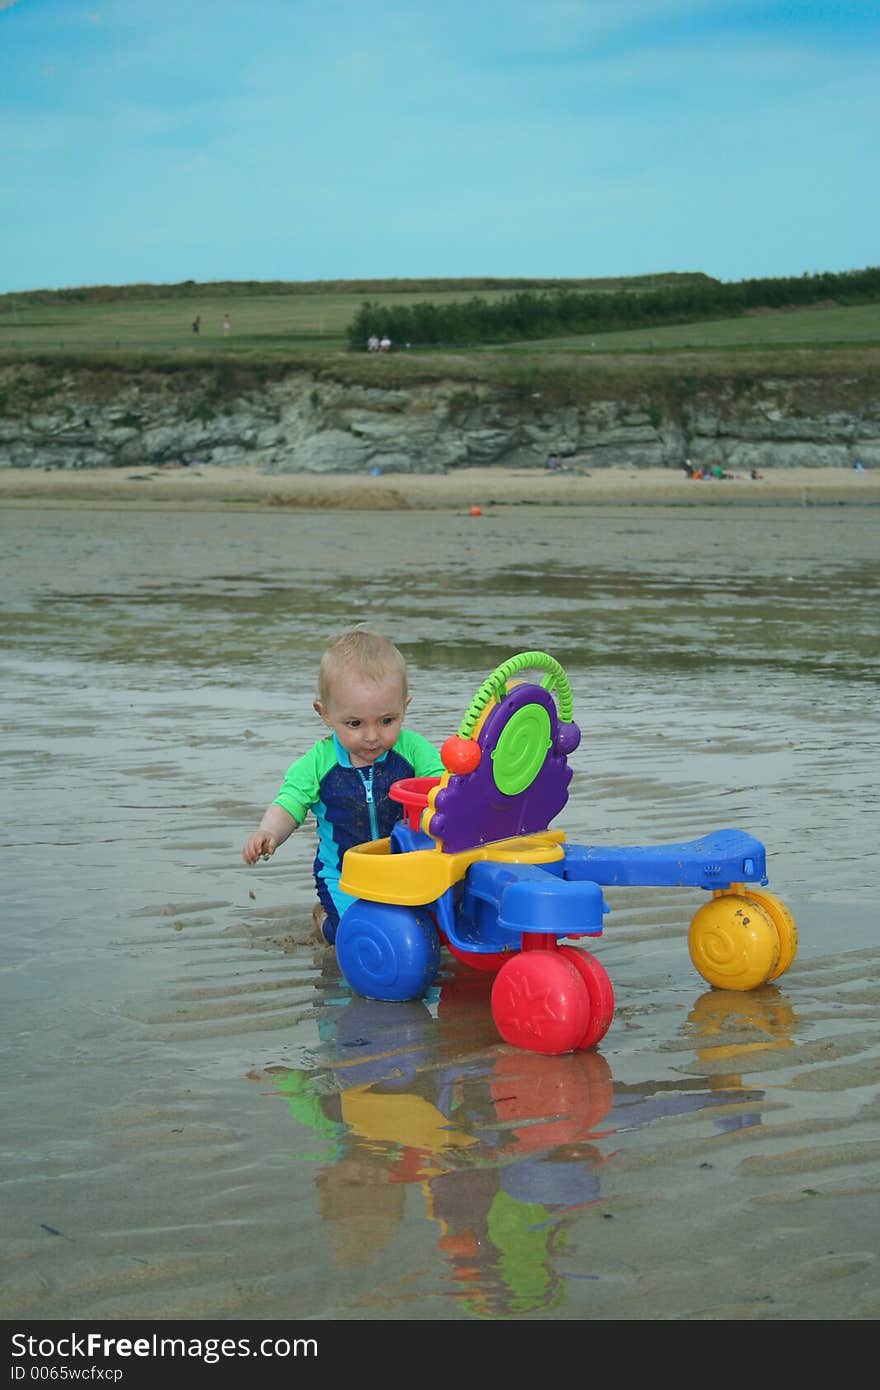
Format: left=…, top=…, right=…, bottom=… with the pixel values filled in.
left=242, top=626, right=444, bottom=946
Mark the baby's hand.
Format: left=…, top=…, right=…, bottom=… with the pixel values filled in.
left=243, top=831, right=276, bottom=865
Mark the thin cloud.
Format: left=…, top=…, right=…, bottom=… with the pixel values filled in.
left=0, top=1, right=877, bottom=290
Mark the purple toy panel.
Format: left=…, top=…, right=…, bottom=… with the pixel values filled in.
left=429, top=684, right=581, bottom=854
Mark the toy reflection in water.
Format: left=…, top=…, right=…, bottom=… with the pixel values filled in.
left=267, top=963, right=779, bottom=1317
left=686, top=983, right=799, bottom=1055
left=683, top=985, right=800, bottom=1129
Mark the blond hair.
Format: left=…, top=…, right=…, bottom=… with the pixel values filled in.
left=317, top=627, right=408, bottom=706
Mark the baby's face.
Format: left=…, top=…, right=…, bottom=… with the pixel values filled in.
left=316, top=670, right=409, bottom=768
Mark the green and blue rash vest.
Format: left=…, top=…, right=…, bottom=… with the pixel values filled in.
left=272, top=729, right=445, bottom=932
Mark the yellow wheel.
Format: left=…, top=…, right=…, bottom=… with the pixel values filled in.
left=688, top=894, right=779, bottom=991
left=738, top=888, right=798, bottom=981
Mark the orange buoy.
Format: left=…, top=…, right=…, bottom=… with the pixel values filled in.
left=470, top=505, right=482, bottom=516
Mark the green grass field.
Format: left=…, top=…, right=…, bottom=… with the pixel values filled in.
left=0, top=290, right=355, bottom=354
left=0, top=274, right=705, bottom=355
left=2, top=277, right=879, bottom=361
left=494, top=302, right=880, bottom=353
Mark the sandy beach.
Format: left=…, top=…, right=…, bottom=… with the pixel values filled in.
left=2, top=479, right=878, bottom=1326
left=0, top=462, right=878, bottom=510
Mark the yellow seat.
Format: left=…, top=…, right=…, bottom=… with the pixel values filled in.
left=339, top=830, right=567, bottom=907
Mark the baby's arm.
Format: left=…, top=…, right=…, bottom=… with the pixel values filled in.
left=242, top=805, right=298, bottom=864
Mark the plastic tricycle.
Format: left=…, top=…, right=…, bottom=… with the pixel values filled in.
left=336, top=652, right=798, bottom=1056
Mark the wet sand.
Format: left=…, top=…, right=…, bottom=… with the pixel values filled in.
left=0, top=461, right=878, bottom=511
left=1, top=495, right=878, bottom=1326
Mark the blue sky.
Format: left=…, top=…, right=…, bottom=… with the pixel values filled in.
left=2, top=0, right=878, bottom=293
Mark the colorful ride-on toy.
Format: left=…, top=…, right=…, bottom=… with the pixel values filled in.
left=336, top=651, right=798, bottom=1055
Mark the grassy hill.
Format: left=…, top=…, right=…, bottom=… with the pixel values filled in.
left=1, top=274, right=878, bottom=409
left=0, top=272, right=717, bottom=354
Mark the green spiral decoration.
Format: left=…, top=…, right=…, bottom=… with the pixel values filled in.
left=458, top=651, right=573, bottom=739
left=492, top=704, right=552, bottom=795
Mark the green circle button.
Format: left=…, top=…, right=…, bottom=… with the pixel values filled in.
left=492, top=704, right=551, bottom=795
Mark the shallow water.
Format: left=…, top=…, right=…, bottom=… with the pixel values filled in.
left=1, top=502, right=879, bottom=1322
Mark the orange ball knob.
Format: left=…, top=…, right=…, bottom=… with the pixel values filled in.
left=441, top=735, right=482, bottom=774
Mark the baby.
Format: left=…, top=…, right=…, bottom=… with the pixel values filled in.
left=243, top=627, right=444, bottom=944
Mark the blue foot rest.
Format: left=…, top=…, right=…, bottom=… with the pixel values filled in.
left=562, top=830, right=768, bottom=890
left=446, top=859, right=609, bottom=956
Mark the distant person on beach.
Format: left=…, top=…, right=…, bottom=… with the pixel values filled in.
left=223, top=313, right=231, bottom=335
left=242, top=626, right=444, bottom=946
left=192, top=315, right=201, bottom=335
left=545, top=453, right=562, bottom=471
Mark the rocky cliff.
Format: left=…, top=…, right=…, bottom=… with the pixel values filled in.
left=1, top=360, right=877, bottom=474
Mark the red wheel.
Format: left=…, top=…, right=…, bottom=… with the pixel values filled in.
left=491, top=951, right=589, bottom=1055
left=558, top=947, right=615, bottom=1049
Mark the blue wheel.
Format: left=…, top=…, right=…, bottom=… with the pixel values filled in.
left=336, top=901, right=441, bottom=1002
